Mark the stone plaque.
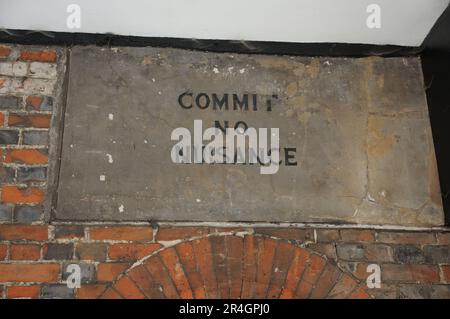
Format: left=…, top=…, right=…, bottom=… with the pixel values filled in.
left=55, top=46, right=444, bottom=226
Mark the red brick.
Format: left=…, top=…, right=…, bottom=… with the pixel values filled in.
left=0, top=264, right=59, bottom=282
left=209, top=236, right=228, bottom=298
left=349, top=286, right=372, bottom=299
left=0, top=244, right=7, bottom=260
left=25, top=96, right=44, bottom=110
left=8, top=114, right=51, bottom=128
left=225, top=236, right=244, bottom=299
left=156, top=227, right=210, bottom=241
left=77, top=284, right=107, bottom=299
left=255, top=228, right=314, bottom=242
left=295, top=254, right=326, bottom=298
left=266, top=241, right=295, bottom=298
left=0, top=225, right=48, bottom=240
left=10, top=244, right=41, bottom=260
left=127, top=265, right=165, bottom=298
left=76, top=243, right=107, bottom=261
left=340, top=229, right=375, bottom=242
left=114, top=276, right=145, bottom=299
left=254, top=237, right=277, bottom=298
left=377, top=231, right=436, bottom=244
left=0, top=45, right=11, bottom=58
left=1, top=186, right=45, bottom=204
left=327, top=273, right=359, bottom=299
left=175, top=241, right=206, bottom=298
left=191, top=238, right=217, bottom=298
left=100, top=288, right=123, bottom=299
left=241, top=235, right=259, bottom=299
left=144, top=256, right=179, bottom=298
left=436, top=232, right=450, bottom=245
left=90, top=226, right=152, bottom=241
left=316, top=229, right=340, bottom=242
left=159, top=247, right=193, bottom=298
left=441, top=265, right=450, bottom=283
left=19, top=50, right=57, bottom=62
left=382, top=264, right=440, bottom=283
left=6, top=285, right=40, bottom=299
left=310, top=263, right=342, bottom=298
left=97, top=263, right=129, bottom=282
left=5, top=149, right=48, bottom=164
left=0, top=112, right=5, bottom=127
left=364, top=244, right=394, bottom=262
left=109, top=243, right=161, bottom=260
left=279, top=248, right=310, bottom=298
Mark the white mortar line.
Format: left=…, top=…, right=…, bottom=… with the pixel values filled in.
left=48, top=220, right=450, bottom=232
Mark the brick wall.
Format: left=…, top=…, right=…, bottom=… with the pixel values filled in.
left=0, top=44, right=64, bottom=224
left=0, top=44, right=449, bottom=299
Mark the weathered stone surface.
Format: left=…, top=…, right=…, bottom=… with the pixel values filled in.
left=56, top=46, right=443, bottom=225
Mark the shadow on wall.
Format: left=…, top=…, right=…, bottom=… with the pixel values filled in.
left=421, top=3, right=450, bottom=225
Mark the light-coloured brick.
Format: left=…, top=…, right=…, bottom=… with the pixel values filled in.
left=0, top=62, right=27, bottom=77
left=23, top=78, right=56, bottom=95
left=29, top=62, right=57, bottom=79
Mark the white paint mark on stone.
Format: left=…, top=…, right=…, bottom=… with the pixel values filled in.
left=324, top=61, right=331, bottom=66
left=144, top=140, right=148, bottom=144
left=196, top=198, right=201, bottom=203
left=70, top=144, right=74, bottom=148
left=108, top=113, right=114, bottom=120
left=239, top=68, right=245, bottom=74
left=158, top=91, right=162, bottom=95
left=151, top=78, right=156, bottom=82
left=99, top=175, right=106, bottom=182
left=86, top=104, right=99, bottom=109
left=119, top=204, right=125, bottom=213
left=106, top=153, right=113, bottom=163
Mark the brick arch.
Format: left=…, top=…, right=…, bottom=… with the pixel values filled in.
left=100, top=234, right=371, bottom=299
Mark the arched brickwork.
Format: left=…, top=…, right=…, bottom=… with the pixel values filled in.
left=100, top=234, right=371, bottom=299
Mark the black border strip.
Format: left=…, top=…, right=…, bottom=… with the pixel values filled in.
left=421, top=4, right=450, bottom=225
left=0, top=29, right=421, bottom=57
